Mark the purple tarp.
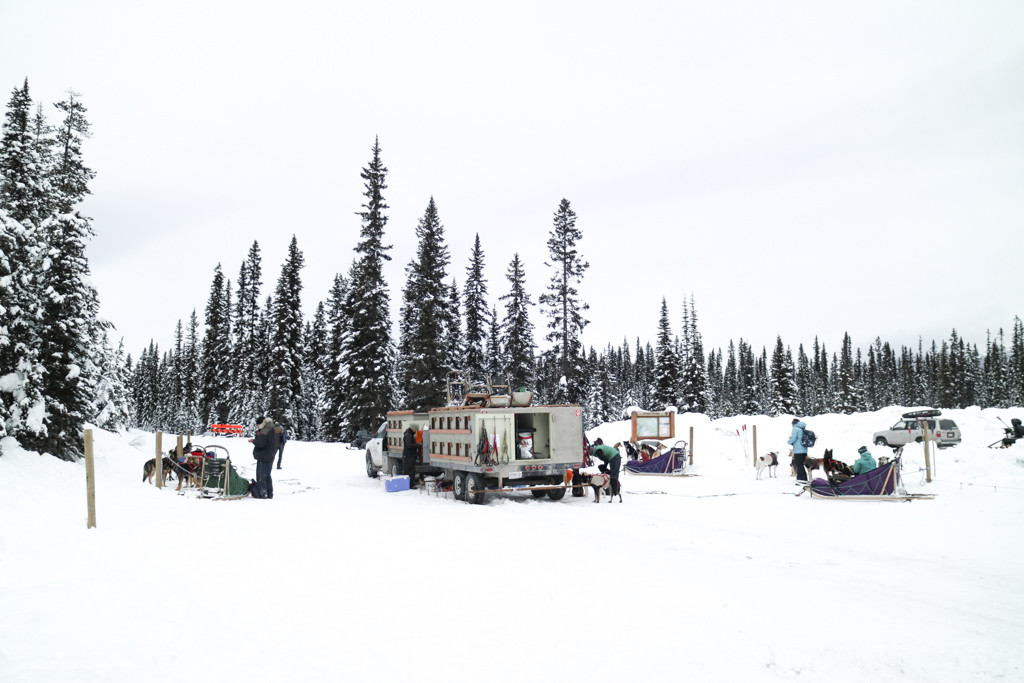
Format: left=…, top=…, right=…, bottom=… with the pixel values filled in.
left=809, top=459, right=900, bottom=497
left=625, top=447, right=687, bottom=475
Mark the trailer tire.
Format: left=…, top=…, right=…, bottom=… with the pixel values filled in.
left=453, top=471, right=467, bottom=501
left=365, top=451, right=378, bottom=478
left=530, top=489, right=547, bottom=499
left=465, top=473, right=485, bottom=505
left=547, top=486, right=567, bottom=501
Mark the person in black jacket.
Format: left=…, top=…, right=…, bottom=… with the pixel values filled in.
left=250, top=416, right=276, bottom=498
left=402, top=424, right=421, bottom=485
left=274, top=421, right=287, bottom=469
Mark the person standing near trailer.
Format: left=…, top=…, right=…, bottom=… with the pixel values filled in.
left=591, top=438, right=622, bottom=497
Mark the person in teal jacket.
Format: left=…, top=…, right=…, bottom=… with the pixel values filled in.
left=852, top=446, right=877, bottom=475
left=591, top=438, right=622, bottom=496
left=787, top=419, right=809, bottom=484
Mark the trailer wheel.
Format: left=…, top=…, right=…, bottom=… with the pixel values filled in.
left=452, top=471, right=466, bottom=501
left=390, top=457, right=402, bottom=478
left=546, top=486, right=566, bottom=501
left=465, top=473, right=485, bottom=505
left=365, top=451, right=378, bottom=479
left=530, top=489, right=547, bottom=499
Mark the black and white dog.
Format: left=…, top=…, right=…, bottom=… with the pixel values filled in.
left=586, top=472, right=623, bottom=503
left=756, top=451, right=779, bottom=479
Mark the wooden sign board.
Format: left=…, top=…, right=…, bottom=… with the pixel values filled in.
left=631, top=411, right=674, bottom=441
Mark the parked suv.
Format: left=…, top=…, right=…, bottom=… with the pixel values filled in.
left=873, top=410, right=961, bottom=449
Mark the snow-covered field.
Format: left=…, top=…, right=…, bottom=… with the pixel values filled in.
left=2, top=406, right=1023, bottom=682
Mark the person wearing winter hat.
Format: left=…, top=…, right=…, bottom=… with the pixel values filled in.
left=250, top=416, right=276, bottom=498
left=852, top=446, right=877, bottom=475
left=787, top=418, right=809, bottom=485
left=591, top=438, right=623, bottom=497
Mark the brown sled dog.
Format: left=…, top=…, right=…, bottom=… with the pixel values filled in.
left=142, top=457, right=175, bottom=485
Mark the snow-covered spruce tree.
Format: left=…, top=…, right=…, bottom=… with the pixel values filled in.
left=486, top=306, right=502, bottom=381
left=462, top=233, right=489, bottom=383
left=1012, top=316, right=1024, bottom=405
left=266, top=235, right=305, bottom=434
left=794, top=344, right=812, bottom=415
left=679, top=294, right=707, bottom=413
left=588, top=348, right=617, bottom=426
left=180, top=311, right=202, bottom=432
left=299, top=307, right=327, bottom=440
left=35, top=91, right=103, bottom=458
left=835, top=332, right=860, bottom=414
left=397, top=197, right=451, bottom=411
left=653, top=298, right=680, bottom=409
left=705, top=348, right=723, bottom=419
left=538, top=198, right=589, bottom=404
left=499, top=253, right=535, bottom=392
left=769, top=336, right=797, bottom=416
left=322, top=273, right=351, bottom=441
left=341, top=138, right=395, bottom=438
left=200, top=264, right=232, bottom=427
left=93, top=338, right=130, bottom=431
left=229, top=241, right=264, bottom=425
left=737, top=339, right=758, bottom=414
left=0, top=79, right=48, bottom=452
left=442, top=278, right=463, bottom=374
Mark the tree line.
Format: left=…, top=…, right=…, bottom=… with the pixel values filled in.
left=3, top=80, right=1022, bottom=462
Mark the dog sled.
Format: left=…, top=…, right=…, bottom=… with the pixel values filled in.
left=804, top=455, right=934, bottom=501
left=624, top=440, right=692, bottom=476
left=186, top=444, right=251, bottom=499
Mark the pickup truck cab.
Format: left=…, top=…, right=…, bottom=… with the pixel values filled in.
left=364, top=422, right=388, bottom=478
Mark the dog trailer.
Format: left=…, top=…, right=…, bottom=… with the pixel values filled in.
left=374, top=403, right=587, bottom=504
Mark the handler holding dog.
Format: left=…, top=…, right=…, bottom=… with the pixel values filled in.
left=591, top=438, right=622, bottom=498
left=788, top=418, right=809, bottom=485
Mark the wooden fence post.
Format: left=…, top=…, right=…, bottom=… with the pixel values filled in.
left=689, top=425, right=694, bottom=466
left=752, top=424, right=758, bottom=468
left=155, top=431, right=163, bottom=488
left=84, top=429, right=96, bottom=529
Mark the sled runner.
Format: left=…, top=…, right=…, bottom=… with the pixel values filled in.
left=804, top=455, right=934, bottom=501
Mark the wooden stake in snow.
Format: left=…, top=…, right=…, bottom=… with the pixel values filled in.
left=752, top=424, right=758, bottom=468
left=85, top=429, right=96, bottom=529
left=689, top=425, right=695, bottom=466
left=155, top=431, right=163, bottom=488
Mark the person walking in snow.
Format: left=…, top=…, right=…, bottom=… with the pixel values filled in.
left=788, top=418, right=809, bottom=485
left=250, top=416, right=276, bottom=499
left=852, top=446, right=877, bottom=475
left=591, top=438, right=622, bottom=497
left=274, top=421, right=287, bottom=469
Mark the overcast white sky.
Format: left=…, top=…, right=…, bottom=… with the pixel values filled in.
left=3, top=1, right=1022, bottom=363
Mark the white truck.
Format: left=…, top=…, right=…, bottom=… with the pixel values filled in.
left=365, top=403, right=587, bottom=504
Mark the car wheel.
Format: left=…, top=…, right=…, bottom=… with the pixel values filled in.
left=915, top=437, right=923, bottom=443
left=465, top=473, right=485, bottom=505
left=874, top=437, right=888, bottom=447
left=365, top=451, right=378, bottom=478
left=453, top=471, right=466, bottom=501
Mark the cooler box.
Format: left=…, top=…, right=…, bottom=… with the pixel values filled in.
left=384, top=475, right=410, bottom=492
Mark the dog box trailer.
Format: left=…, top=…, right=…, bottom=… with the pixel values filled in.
left=418, top=404, right=586, bottom=504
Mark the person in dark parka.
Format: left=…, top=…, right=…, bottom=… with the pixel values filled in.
left=251, top=416, right=276, bottom=498
left=402, top=424, right=421, bottom=484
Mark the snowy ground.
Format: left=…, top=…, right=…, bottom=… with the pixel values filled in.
left=2, top=406, right=1023, bottom=682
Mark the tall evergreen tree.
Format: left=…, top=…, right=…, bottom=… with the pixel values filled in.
left=462, top=233, right=489, bottom=382
left=0, top=79, right=47, bottom=450
left=769, top=336, right=797, bottom=416
left=322, top=274, right=351, bottom=440
left=34, top=91, right=100, bottom=459
left=230, top=241, right=264, bottom=424
left=835, top=332, right=860, bottom=414
left=200, top=264, right=232, bottom=427
left=341, top=138, right=394, bottom=437
left=653, top=298, right=680, bottom=408
left=397, top=197, right=451, bottom=410
left=266, top=235, right=305, bottom=433
left=499, top=253, right=536, bottom=391
left=538, top=198, right=589, bottom=404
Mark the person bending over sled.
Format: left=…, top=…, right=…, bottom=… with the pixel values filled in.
left=592, top=438, right=622, bottom=498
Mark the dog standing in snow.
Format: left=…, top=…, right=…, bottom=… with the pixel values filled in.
left=587, top=472, right=623, bottom=503
left=756, top=451, right=779, bottom=479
